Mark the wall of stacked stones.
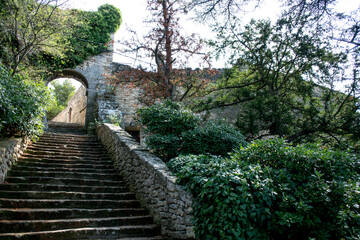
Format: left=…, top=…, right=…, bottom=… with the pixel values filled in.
left=0, top=137, right=30, bottom=183
left=96, top=123, right=195, bottom=239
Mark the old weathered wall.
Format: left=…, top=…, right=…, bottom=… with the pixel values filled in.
left=96, top=123, right=195, bottom=239
left=0, top=137, right=30, bottom=183
left=52, top=86, right=87, bottom=125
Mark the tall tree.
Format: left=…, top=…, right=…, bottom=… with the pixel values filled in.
left=0, top=0, right=75, bottom=76
left=107, top=0, right=213, bottom=105
left=198, top=18, right=359, bottom=146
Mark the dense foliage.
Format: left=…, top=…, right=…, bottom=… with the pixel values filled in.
left=137, top=101, right=246, bottom=161
left=0, top=65, right=51, bottom=138
left=197, top=18, right=360, bottom=148
left=34, top=4, right=122, bottom=73
left=0, top=0, right=75, bottom=75
left=168, top=139, right=360, bottom=239
left=0, top=0, right=121, bottom=77
left=181, top=120, right=247, bottom=156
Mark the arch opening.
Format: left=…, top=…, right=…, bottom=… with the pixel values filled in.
left=46, top=76, right=88, bottom=128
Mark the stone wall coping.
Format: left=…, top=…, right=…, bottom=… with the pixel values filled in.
left=96, top=123, right=195, bottom=239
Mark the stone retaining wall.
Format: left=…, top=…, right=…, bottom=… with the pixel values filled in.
left=0, top=137, right=30, bottom=183
left=96, top=123, right=195, bottom=239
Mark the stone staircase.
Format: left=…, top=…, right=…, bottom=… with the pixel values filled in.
left=0, top=126, right=165, bottom=240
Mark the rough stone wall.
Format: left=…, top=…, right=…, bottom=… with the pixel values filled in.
left=0, top=137, right=30, bottom=183
left=52, top=86, right=87, bottom=125
left=96, top=123, right=195, bottom=239
left=109, top=62, right=143, bottom=129
left=114, top=86, right=142, bottom=128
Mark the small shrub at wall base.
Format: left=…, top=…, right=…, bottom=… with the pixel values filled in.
left=168, top=139, right=360, bottom=240
left=137, top=101, right=247, bottom=161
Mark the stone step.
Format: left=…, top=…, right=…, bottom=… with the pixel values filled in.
left=0, top=225, right=161, bottom=240
left=0, top=208, right=149, bottom=220
left=16, top=160, right=114, bottom=169
left=41, top=133, right=96, bottom=139
left=5, top=176, right=125, bottom=186
left=32, top=142, right=103, bottom=149
left=35, top=138, right=101, bottom=144
left=7, top=170, right=122, bottom=181
left=11, top=165, right=117, bottom=174
left=0, top=198, right=141, bottom=209
left=0, top=183, right=129, bottom=193
left=25, top=149, right=107, bottom=158
left=34, top=142, right=102, bottom=148
left=0, top=190, right=136, bottom=200
left=0, top=127, right=165, bottom=239
left=0, top=216, right=154, bottom=233
left=26, top=145, right=107, bottom=154
left=39, top=132, right=98, bottom=139
left=30, top=142, right=104, bottom=151
left=19, top=154, right=112, bottom=163
left=12, top=165, right=118, bottom=175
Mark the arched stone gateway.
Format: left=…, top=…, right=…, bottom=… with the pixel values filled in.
left=46, top=51, right=131, bottom=131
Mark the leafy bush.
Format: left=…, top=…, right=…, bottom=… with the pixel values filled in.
left=138, top=100, right=201, bottom=135
left=138, top=101, right=201, bottom=160
left=182, top=120, right=247, bottom=156
left=0, top=65, right=51, bottom=138
left=168, top=139, right=360, bottom=240
left=138, top=101, right=246, bottom=161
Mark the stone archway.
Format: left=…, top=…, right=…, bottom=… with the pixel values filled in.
left=46, top=70, right=93, bottom=129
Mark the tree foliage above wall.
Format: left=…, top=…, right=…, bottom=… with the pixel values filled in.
left=33, top=3, right=122, bottom=75
left=0, top=0, right=122, bottom=78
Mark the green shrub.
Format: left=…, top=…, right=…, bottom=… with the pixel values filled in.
left=0, top=65, right=51, bottom=139
left=182, top=120, right=247, bottom=156
left=168, top=139, right=360, bottom=239
left=138, top=101, right=246, bottom=161
left=138, top=100, right=201, bottom=135
left=137, top=101, right=201, bottom=160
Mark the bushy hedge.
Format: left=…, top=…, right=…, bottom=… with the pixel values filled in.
left=182, top=120, right=247, bottom=156
left=137, top=101, right=247, bottom=161
left=168, top=139, right=360, bottom=239
left=0, top=65, right=50, bottom=139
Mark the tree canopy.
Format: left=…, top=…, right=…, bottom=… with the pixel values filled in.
left=0, top=0, right=122, bottom=78
left=189, top=0, right=360, bottom=147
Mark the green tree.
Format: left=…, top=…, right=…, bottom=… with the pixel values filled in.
left=49, top=79, right=76, bottom=106
left=0, top=0, right=75, bottom=76
left=46, top=79, right=76, bottom=120
left=199, top=18, right=360, bottom=146
left=33, top=4, right=122, bottom=74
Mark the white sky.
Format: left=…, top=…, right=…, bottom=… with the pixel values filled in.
left=65, top=0, right=285, bottom=68
left=60, top=0, right=360, bottom=90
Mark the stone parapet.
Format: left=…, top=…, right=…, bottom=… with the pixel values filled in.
left=96, top=123, right=195, bottom=239
left=0, top=137, right=30, bottom=183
